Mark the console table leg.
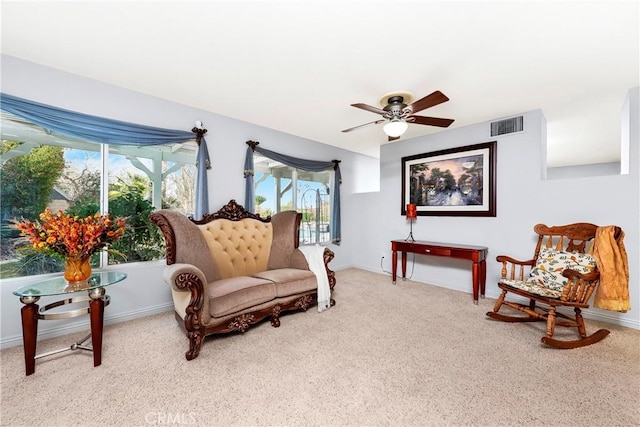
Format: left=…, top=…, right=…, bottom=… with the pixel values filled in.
left=472, top=262, right=480, bottom=304
left=20, top=301, right=39, bottom=376
left=401, top=251, right=407, bottom=280
left=480, top=260, right=487, bottom=298
left=89, top=288, right=106, bottom=367
left=392, top=250, right=397, bottom=284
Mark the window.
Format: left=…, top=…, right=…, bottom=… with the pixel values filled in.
left=253, top=154, right=332, bottom=245
left=0, top=112, right=196, bottom=279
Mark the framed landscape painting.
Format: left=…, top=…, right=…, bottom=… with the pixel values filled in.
left=401, top=141, right=497, bottom=217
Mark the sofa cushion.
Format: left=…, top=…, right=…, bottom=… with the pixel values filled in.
left=529, top=247, right=596, bottom=291
left=208, top=276, right=276, bottom=318
left=252, top=268, right=317, bottom=297
left=199, top=218, right=272, bottom=279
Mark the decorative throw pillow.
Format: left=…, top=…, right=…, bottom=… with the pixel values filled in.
left=528, top=247, right=596, bottom=291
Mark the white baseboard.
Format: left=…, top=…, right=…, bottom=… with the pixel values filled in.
left=0, top=302, right=174, bottom=350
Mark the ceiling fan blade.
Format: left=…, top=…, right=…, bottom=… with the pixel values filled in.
left=351, top=103, right=387, bottom=115
left=407, top=91, right=449, bottom=114
left=407, top=115, right=455, bottom=128
left=341, top=119, right=386, bottom=133
left=388, top=135, right=401, bottom=142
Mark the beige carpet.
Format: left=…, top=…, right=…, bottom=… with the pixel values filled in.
left=1, top=268, right=639, bottom=427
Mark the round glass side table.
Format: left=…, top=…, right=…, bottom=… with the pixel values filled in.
left=13, top=271, right=127, bottom=376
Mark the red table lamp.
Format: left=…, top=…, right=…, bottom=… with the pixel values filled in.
left=405, top=203, right=417, bottom=242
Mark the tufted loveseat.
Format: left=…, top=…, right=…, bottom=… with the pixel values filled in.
left=150, top=199, right=336, bottom=360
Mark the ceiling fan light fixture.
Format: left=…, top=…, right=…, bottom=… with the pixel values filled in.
left=383, top=118, right=408, bottom=137
left=342, top=89, right=453, bottom=136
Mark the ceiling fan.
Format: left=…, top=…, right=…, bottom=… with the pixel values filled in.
left=342, top=90, right=455, bottom=141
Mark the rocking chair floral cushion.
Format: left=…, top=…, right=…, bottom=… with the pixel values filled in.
left=498, top=277, right=563, bottom=298
left=498, top=247, right=597, bottom=298
left=528, top=247, right=596, bottom=291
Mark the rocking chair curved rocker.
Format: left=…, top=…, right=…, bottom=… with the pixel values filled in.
left=486, top=223, right=618, bottom=349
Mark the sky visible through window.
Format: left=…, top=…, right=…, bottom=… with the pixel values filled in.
left=255, top=174, right=327, bottom=213
left=65, top=148, right=143, bottom=176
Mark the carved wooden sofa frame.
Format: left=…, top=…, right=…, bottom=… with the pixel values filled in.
left=150, top=200, right=336, bottom=360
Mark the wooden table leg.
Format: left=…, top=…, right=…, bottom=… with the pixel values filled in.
left=472, top=262, right=480, bottom=304
left=88, top=288, right=106, bottom=367
left=480, top=260, right=487, bottom=298
left=392, top=250, right=397, bottom=284
left=401, top=251, right=407, bottom=280
left=20, top=297, right=40, bottom=376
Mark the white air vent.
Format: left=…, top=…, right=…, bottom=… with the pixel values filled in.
left=490, top=116, right=524, bottom=137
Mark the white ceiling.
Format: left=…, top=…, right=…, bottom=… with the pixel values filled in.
left=1, top=1, right=638, bottom=167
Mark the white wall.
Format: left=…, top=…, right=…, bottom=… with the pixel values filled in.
left=1, top=55, right=637, bottom=351
left=351, top=90, right=639, bottom=330
left=547, top=162, right=620, bottom=179
left=0, top=55, right=378, bottom=348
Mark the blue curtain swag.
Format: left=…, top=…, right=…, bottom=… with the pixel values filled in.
left=1, top=93, right=211, bottom=218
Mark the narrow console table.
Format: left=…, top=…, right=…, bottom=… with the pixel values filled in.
left=13, top=271, right=126, bottom=375
left=391, top=240, right=488, bottom=304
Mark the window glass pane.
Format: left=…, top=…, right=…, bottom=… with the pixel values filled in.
left=255, top=173, right=291, bottom=217
left=105, top=149, right=196, bottom=265
left=1, top=142, right=99, bottom=278
left=107, top=151, right=162, bottom=265
left=58, top=146, right=102, bottom=270
left=253, top=154, right=331, bottom=245
left=60, top=148, right=101, bottom=215
left=163, top=162, right=196, bottom=215
left=298, top=172, right=331, bottom=244
left=254, top=175, right=274, bottom=217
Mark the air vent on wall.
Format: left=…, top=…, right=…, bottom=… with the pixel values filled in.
left=490, top=115, right=524, bottom=137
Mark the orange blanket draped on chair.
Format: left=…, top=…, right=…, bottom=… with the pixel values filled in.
left=592, top=226, right=630, bottom=312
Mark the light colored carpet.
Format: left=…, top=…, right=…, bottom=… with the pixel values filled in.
left=1, top=268, right=639, bottom=427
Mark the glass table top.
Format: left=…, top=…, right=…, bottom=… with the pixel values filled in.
left=13, top=271, right=127, bottom=298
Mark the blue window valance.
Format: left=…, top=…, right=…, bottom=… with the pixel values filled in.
left=1, top=93, right=210, bottom=218
left=0, top=93, right=196, bottom=145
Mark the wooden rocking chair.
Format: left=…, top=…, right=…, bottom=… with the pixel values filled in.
left=486, top=223, right=617, bottom=349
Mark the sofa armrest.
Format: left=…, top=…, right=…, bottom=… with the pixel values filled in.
left=162, top=263, right=207, bottom=293
left=162, top=263, right=211, bottom=331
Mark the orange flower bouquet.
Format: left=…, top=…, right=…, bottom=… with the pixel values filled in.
left=15, top=208, right=127, bottom=283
